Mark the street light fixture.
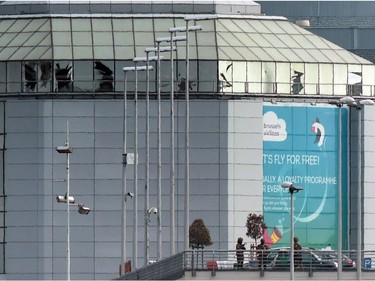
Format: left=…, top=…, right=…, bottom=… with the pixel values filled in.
left=55, top=121, right=91, bottom=281
left=56, top=196, right=91, bottom=214
left=119, top=191, right=133, bottom=275
left=56, top=194, right=75, bottom=204
left=78, top=204, right=91, bottom=215
left=355, top=99, right=374, bottom=280
left=147, top=207, right=158, bottom=215
left=149, top=38, right=179, bottom=262
left=134, top=54, right=162, bottom=267
left=281, top=181, right=303, bottom=281
left=180, top=18, right=206, bottom=250
left=56, top=145, right=73, bottom=154
left=121, top=65, right=153, bottom=272
left=144, top=206, right=158, bottom=264
left=329, top=96, right=356, bottom=280
left=56, top=121, right=73, bottom=281
left=166, top=31, right=188, bottom=256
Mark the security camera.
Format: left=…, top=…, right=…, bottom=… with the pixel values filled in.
left=148, top=207, right=158, bottom=214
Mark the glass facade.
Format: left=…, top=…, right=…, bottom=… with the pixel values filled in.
left=0, top=16, right=373, bottom=96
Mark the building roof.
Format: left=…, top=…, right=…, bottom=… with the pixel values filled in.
left=0, top=13, right=371, bottom=65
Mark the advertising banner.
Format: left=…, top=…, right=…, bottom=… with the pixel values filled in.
left=263, top=104, right=348, bottom=249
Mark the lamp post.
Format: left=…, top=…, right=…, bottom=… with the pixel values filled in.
left=122, top=65, right=153, bottom=271
left=119, top=188, right=134, bottom=275
left=121, top=67, right=133, bottom=274
left=330, top=96, right=356, bottom=280
left=182, top=15, right=217, bottom=250
left=56, top=121, right=73, bottom=281
left=145, top=206, right=158, bottom=264
left=281, top=181, right=303, bottom=281
left=156, top=33, right=186, bottom=256
left=355, top=99, right=374, bottom=280
left=56, top=121, right=90, bottom=281
left=133, top=55, right=158, bottom=267
left=148, top=40, right=178, bottom=261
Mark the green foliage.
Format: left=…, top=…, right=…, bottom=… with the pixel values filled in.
left=245, top=213, right=267, bottom=245
left=189, top=218, right=213, bottom=248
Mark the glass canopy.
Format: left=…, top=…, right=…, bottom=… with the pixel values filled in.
left=0, top=16, right=370, bottom=64
left=0, top=15, right=373, bottom=96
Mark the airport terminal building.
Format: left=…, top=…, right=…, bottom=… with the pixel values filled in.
left=1, top=0, right=375, bottom=280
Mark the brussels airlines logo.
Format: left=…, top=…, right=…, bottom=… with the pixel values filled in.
left=263, top=111, right=287, bottom=142
left=311, top=118, right=325, bottom=147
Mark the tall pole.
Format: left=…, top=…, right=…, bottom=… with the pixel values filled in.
left=355, top=99, right=375, bottom=279
left=167, top=25, right=201, bottom=252
left=290, top=190, right=294, bottom=281
left=133, top=62, right=139, bottom=269
left=338, top=104, right=343, bottom=280
left=281, top=182, right=302, bottom=281
left=121, top=70, right=129, bottom=274
left=144, top=52, right=151, bottom=266
left=357, top=106, right=362, bottom=280
left=157, top=41, right=162, bottom=261
left=169, top=30, right=176, bottom=256
left=66, top=121, right=71, bottom=281
left=149, top=39, right=181, bottom=256
left=184, top=19, right=190, bottom=251
left=329, top=96, right=357, bottom=280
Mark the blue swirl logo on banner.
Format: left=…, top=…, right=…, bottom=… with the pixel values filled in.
left=263, top=105, right=348, bottom=249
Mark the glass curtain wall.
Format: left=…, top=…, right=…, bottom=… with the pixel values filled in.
left=0, top=17, right=374, bottom=95
left=1, top=58, right=374, bottom=96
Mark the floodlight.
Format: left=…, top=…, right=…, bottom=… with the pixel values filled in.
left=56, top=145, right=72, bottom=154
left=145, top=46, right=177, bottom=53
left=281, top=181, right=303, bottom=192
left=156, top=35, right=186, bottom=43
left=56, top=194, right=75, bottom=204
left=147, top=207, right=158, bottom=214
left=123, top=66, right=136, bottom=72
left=339, top=96, right=356, bottom=105
left=78, top=204, right=91, bottom=215
left=281, top=181, right=293, bottom=188
left=122, top=66, right=152, bottom=72
left=330, top=97, right=357, bottom=107
left=170, top=25, right=202, bottom=33
left=133, top=56, right=163, bottom=62
left=359, top=99, right=375, bottom=106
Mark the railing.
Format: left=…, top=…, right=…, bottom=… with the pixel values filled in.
left=2, top=78, right=375, bottom=97
left=116, top=252, right=185, bottom=280
left=185, top=249, right=375, bottom=272
left=117, top=249, right=375, bottom=280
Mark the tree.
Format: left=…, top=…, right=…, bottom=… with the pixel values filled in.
left=189, top=218, right=213, bottom=249
left=246, top=213, right=267, bottom=245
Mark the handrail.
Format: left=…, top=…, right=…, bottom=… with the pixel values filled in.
left=117, top=249, right=375, bottom=280
left=1, top=78, right=374, bottom=97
